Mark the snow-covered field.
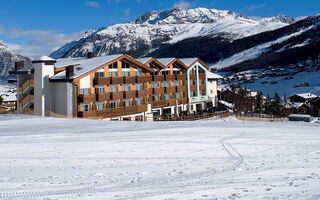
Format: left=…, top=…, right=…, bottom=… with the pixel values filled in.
left=0, top=115, right=320, bottom=200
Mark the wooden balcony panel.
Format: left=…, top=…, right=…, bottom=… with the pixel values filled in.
left=137, top=76, right=151, bottom=83
left=199, top=73, right=206, bottom=79
left=199, top=84, right=206, bottom=90
left=177, top=97, right=187, bottom=104
left=146, top=88, right=153, bottom=95
left=190, top=74, right=197, bottom=80
left=136, top=90, right=147, bottom=97
left=123, top=91, right=136, bottom=99
left=154, top=75, right=164, bottom=82
left=151, top=100, right=166, bottom=108
left=166, top=86, right=176, bottom=93
left=124, top=76, right=135, bottom=84
left=177, top=85, right=186, bottom=92
left=136, top=104, right=147, bottom=112
left=96, top=93, right=109, bottom=101
left=177, top=74, right=186, bottom=80
left=110, top=92, right=123, bottom=100
left=190, top=85, right=198, bottom=91
left=165, top=75, right=175, bottom=81
left=97, top=110, right=111, bottom=118
left=79, top=110, right=98, bottom=118
left=94, top=77, right=110, bottom=85
left=79, top=94, right=96, bottom=103
left=110, top=77, right=123, bottom=84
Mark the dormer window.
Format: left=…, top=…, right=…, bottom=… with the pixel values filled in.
left=109, top=62, right=117, bottom=69
left=121, top=61, right=130, bottom=69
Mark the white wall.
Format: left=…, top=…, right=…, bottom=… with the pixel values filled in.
left=34, top=62, right=54, bottom=116
left=53, top=82, right=68, bottom=116
left=207, top=79, right=218, bottom=107
left=80, top=75, right=90, bottom=89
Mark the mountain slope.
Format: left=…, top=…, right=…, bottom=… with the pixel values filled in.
left=0, top=41, right=30, bottom=80
left=50, top=7, right=293, bottom=59
left=148, top=15, right=320, bottom=72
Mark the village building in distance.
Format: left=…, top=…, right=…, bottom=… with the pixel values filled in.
left=11, top=54, right=221, bottom=120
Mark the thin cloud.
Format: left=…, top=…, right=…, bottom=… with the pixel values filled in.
left=248, top=3, right=267, bottom=11
left=2, top=27, right=85, bottom=58
left=84, top=1, right=100, bottom=8
left=122, top=8, right=131, bottom=17
left=173, top=0, right=190, bottom=9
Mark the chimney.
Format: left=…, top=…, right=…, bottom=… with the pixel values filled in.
left=66, top=65, right=74, bottom=78
left=87, top=52, right=94, bottom=59
left=15, top=61, right=24, bottom=71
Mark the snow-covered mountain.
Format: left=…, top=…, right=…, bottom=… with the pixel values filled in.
left=0, top=40, right=30, bottom=81
left=50, top=7, right=294, bottom=59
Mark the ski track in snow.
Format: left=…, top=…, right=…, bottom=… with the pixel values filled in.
left=0, top=115, right=319, bottom=199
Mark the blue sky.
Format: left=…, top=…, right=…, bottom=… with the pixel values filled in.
left=0, top=0, right=319, bottom=58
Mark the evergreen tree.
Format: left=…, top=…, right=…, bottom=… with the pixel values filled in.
left=264, top=95, right=272, bottom=115
left=255, top=91, right=263, bottom=114
left=270, top=92, right=283, bottom=116
left=0, top=96, right=3, bottom=105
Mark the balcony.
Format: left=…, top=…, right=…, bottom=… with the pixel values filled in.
left=20, top=94, right=34, bottom=108
left=123, top=91, right=136, bottom=99
left=153, top=87, right=164, bottom=94
left=199, top=84, right=206, bottom=90
left=110, top=91, right=123, bottom=100
left=177, top=74, right=186, bottom=80
left=109, top=77, right=123, bottom=84
left=78, top=94, right=95, bottom=103
left=123, top=76, right=135, bottom=84
left=153, top=75, right=164, bottom=82
left=150, top=99, right=177, bottom=108
left=176, top=85, right=186, bottom=92
left=165, top=74, right=175, bottom=81
left=96, top=93, right=110, bottom=101
left=190, top=85, right=198, bottom=91
left=93, top=77, right=109, bottom=85
left=165, top=86, right=176, bottom=93
left=136, top=90, right=147, bottom=97
left=79, top=104, right=148, bottom=118
left=190, top=74, right=197, bottom=80
left=18, top=79, right=34, bottom=93
left=137, top=76, right=151, bottom=83
left=199, top=73, right=206, bottom=79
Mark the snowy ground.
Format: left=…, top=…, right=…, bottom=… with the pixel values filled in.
left=0, top=115, right=320, bottom=200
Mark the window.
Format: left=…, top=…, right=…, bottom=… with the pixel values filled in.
left=162, top=81, right=170, bottom=87
left=95, top=87, right=105, bottom=94
left=190, top=67, right=197, bottom=74
left=122, top=71, right=130, bottom=77
left=200, top=90, right=206, bottom=96
left=163, top=93, right=170, bottom=100
left=199, top=79, right=206, bottom=85
left=134, top=70, right=141, bottom=76
left=173, top=80, right=181, bottom=87
left=109, top=71, right=118, bottom=77
left=109, top=85, right=118, bottom=93
left=96, top=102, right=105, bottom=110
left=191, top=80, right=197, bottom=85
left=191, top=91, right=197, bottom=97
left=135, top=98, right=142, bottom=105
left=123, top=99, right=131, bottom=107
left=198, top=67, right=205, bottom=73
left=161, top=70, right=170, bottom=75
left=80, top=103, right=90, bottom=112
left=211, top=90, right=213, bottom=94
left=109, top=101, right=118, bottom=109
left=152, top=94, right=159, bottom=101
left=174, top=92, right=181, bottom=99
left=122, top=84, right=130, bottom=91
left=134, top=83, right=142, bottom=91
left=109, top=62, right=117, bottom=69
left=173, top=70, right=180, bottom=75
left=121, top=61, right=130, bottom=69
left=95, top=71, right=104, bottom=78
left=80, top=88, right=90, bottom=95
left=150, top=82, right=159, bottom=88
left=191, top=105, right=194, bottom=110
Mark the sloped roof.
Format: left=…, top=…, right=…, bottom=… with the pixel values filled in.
left=292, top=93, right=317, bottom=99
left=51, top=54, right=123, bottom=80
left=157, top=58, right=176, bottom=66
left=179, top=58, right=198, bottom=66
left=136, top=57, right=153, bottom=64
left=207, top=71, right=223, bottom=79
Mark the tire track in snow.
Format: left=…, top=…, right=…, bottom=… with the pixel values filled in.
left=0, top=137, right=243, bottom=199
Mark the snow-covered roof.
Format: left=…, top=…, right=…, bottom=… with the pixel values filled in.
left=33, top=56, right=55, bottom=62
left=179, top=58, right=197, bottom=66
left=292, top=102, right=309, bottom=108
left=207, top=71, right=223, bottom=80
left=0, top=85, right=16, bottom=102
left=219, top=100, right=234, bottom=108
left=288, top=114, right=312, bottom=118
left=136, top=57, right=153, bottom=64
left=51, top=54, right=123, bottom=80
left=293, top=93, right=317, bottom=99
left=157, top=58, right=175, bottom=66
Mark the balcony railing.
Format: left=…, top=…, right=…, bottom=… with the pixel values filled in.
left=20, top=94, right=34, bottom=108
left=18, top=79, right=34, bottom=93
left=78, top=104, right=148, bottom=118
left=199, top=84, right=206, bottom=90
